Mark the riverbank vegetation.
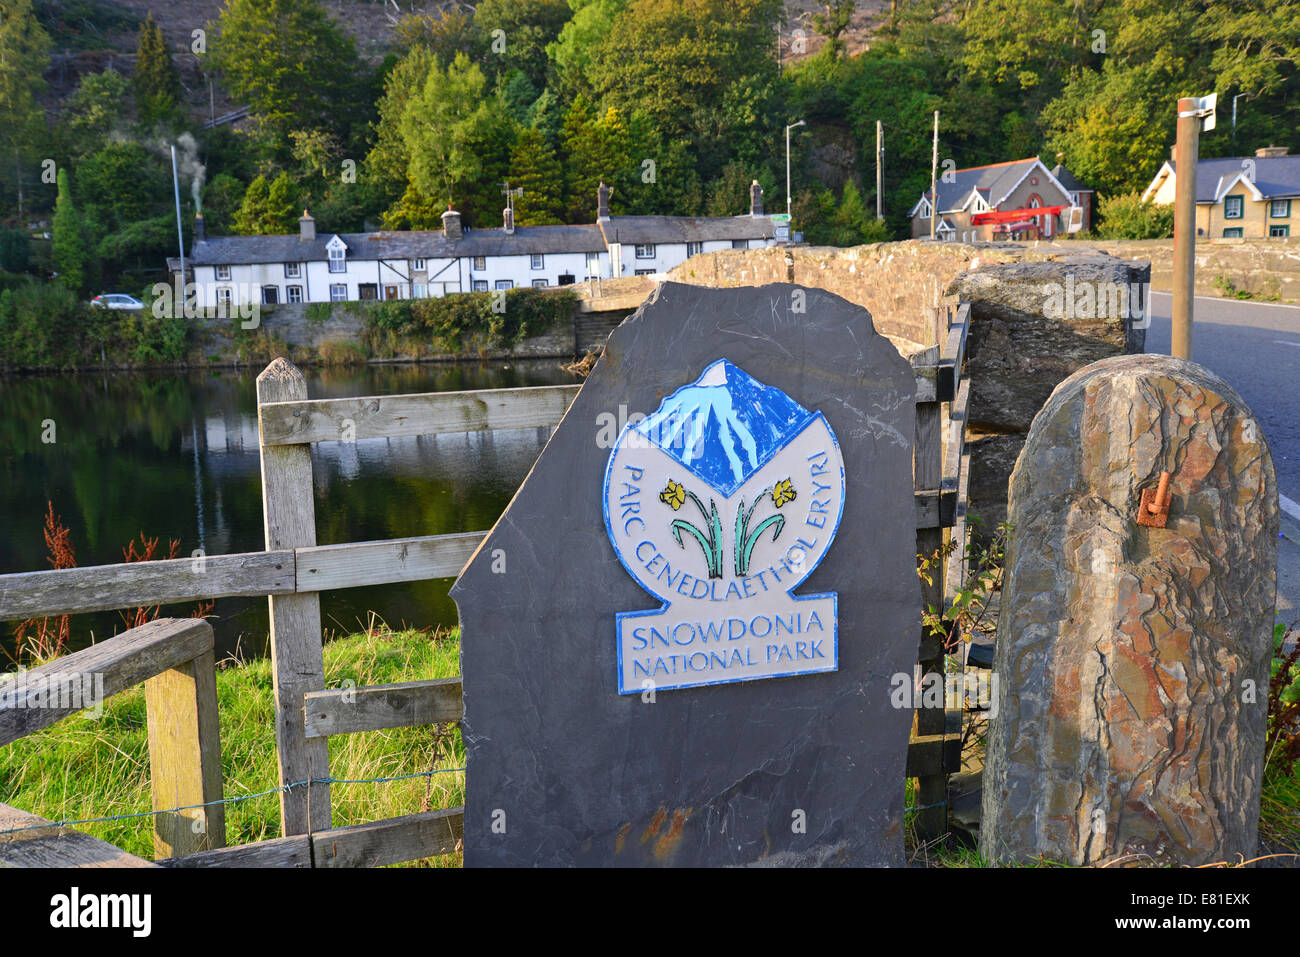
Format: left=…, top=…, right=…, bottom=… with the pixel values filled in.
left=0, top=285, right=576, bottom=372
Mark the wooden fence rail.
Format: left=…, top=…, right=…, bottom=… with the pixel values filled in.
left=0, top=618, right=224, bottom=863
left=0, top=300, right=971, bottom=866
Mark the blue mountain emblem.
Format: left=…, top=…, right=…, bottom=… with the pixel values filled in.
left=632, top=359, right=814, bottom=495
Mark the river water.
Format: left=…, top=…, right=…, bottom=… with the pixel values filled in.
left=0, top=360, right=581, bottom=662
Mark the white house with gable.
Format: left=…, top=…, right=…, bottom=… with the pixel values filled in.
left=178, top=182, right=777, bottom=309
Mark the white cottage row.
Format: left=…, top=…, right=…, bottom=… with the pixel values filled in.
left=179, top=183, right=780, bottom=309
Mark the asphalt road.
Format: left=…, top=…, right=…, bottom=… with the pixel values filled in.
left=1145, top=291, right=1300, bottom=503
left=1143, top=291, right=1300, bottom=617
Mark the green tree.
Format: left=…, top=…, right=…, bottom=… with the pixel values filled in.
left=547, top=0, right=626, bottom=96
left=830, top=180, right=889, bottom=245
left=1042, top=60, right=1174, bottom=198
left=205, top=0, right=363, bottom=160
left=233, top=173, right=298, bottom=235
left=812, top=0, right=856, bottom=59
left=0, top=0, right=52, bottom=218
left=585, top=0, right=782, bottom=161
left=395, top=53, right=517, bottom=226
left=60, top=69, right=129, bottom=160
left=509, top=127, right=566, bottom=224
left=475, top=0, right=572, bottom=88
left=1094, top=190, right=1174, bottom=239
left=561, top=97, right=631, bottom=220
left=52, top=169, right=87, bottom=294
left=201, top=173, right=246, bottom=235
left=393, top=8, right=482, bottom=64
left=134, top=12, right=183, bottom=127
left=76, top=143, right=168, bottom=230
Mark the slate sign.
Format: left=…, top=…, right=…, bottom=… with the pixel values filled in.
left=452, top=282, right=918, bottom=866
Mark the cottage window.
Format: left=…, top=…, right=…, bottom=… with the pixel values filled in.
left=531, top=254, right=545, bottom=270
left=1223, top=227, right=1243, bottom=238
left=1270, top=224, right=1290, bottom=238
left=216, top=288, right=232, bottom=308
left=287, top=285, right=303, bottom=303
left=262, top=285, right=279, bottom=305
left=284, top=262, right=301, bottom=278
left=472, top=256, right=486, bottom=270
left=531, top=279, right=548, bottom=288
left=328, top=245, right=346, bottom=273
left=635, top=268, right=655, bottom=276
left=330, top=283, right=348, bottom=301
left=215, top=265, right=231, bottom=280
left=495, top=280, right=513, bottom=290
left=634, top=244, right=655, bottom=259
left=1270, top=200, right=1291, bottom=219
left=731, top=240, right=747, bottom=250
left=1224, top=195, right=1244, bottom=219
left=413, top=283, right=428, bottom=298
left=687, top=242, right=703, bottom=257
left=413, top=258, right=427, bottom=271
left=472, top=280, right=489, bottom=292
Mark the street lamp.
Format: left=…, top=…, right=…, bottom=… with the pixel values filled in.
left=785, top=120, right=806, bottom=218
left=1232, top=92, right=1247, bottom=151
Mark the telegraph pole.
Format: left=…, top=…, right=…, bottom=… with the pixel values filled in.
left=929, top=111, right=939, bottom=240
left=1172, top=94, right=1215, bottom=360
left=876, top=120, right=884, bottom=220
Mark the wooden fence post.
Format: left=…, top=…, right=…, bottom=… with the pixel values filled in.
left=145, top=647, right=226, bottom=858
left=257, top=358, right=331, bottom=835
left=912, top=343, right=948, bottom=846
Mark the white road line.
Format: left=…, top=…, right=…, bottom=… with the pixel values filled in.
left=1283, top=494, right=1300, bottom=524
left=1149, top=290, right=1300, bottom=311
left=1275, top=340, right=1300, bottom=348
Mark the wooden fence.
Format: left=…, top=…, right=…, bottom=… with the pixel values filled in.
left=0, top=300, right=969, bottom=865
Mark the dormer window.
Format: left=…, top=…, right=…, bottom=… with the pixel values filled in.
left=326, top=235, right=348, bottom=273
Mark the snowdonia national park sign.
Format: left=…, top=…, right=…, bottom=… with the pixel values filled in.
left=452, top=282, right=919, bottom=867
left=603, top=359, right=846, bottom=693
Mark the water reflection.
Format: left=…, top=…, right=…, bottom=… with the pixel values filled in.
left=0, top=361, right=581, bottom=660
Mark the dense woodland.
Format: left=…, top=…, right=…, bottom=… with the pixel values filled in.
left=0, top=0, right=1296, bottom=303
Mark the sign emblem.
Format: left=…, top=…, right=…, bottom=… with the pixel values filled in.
left=603, top=359, right=846, bottom=693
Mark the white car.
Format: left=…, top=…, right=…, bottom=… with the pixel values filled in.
left=90, top=294, right=145, bottom=310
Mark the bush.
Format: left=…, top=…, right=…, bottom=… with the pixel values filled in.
left=361, top=287, right=577, bottom=356
left=305, top=302, right=332, bottom=323
left=1095, top=191, right=1174, bottom=240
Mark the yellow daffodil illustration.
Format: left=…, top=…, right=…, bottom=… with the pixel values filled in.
left=772, top=478, right=797, bottom=508
left=660, top=479, right=686, bottom=511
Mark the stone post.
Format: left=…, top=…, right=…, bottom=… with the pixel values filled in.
left=981, top=354, right=1278, bottom=866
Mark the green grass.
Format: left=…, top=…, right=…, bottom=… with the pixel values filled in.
left=0, top=626, right=464, bottom=866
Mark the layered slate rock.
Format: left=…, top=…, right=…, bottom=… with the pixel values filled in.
left=982, top=354, right=1278, bottom=866
left=947, top=254, right=1149, bottom=540
left=452, top=281, right=919, bottom=867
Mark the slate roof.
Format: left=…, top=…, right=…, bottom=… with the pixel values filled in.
left=1166, top=155, right=1300, bottom=202
left=597, top=215, right=775, bottom=244
left=1050, top=164, right=1093, bottom=193
left=188, top=224, right=609, bottom=265
left=915, top=158, right=1041, bottom=214
left=188, top=215, right=774, bottom=266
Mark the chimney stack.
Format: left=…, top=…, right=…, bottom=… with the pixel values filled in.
left=1256, top=145, right=1289, bottom=158
left=442, top=205, right=463, bottom=241
left=750, top=180, right=764, bottom=217
left=503, top=206, right=515, bottom=234
left=299, top=209, right=315, bottom=242
left=194, top=212, right=206, bottom=243
left=597, top=181, right=610, bottom=221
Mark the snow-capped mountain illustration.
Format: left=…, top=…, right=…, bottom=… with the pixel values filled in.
left=632, top=359, right=814, bottom=495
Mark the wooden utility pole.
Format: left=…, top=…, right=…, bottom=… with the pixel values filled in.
left=876, top=120, right=884, bottom=220
left=929, top=111, right=939, bottom=239
left=1173, top=95, right=1213, bottom=360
